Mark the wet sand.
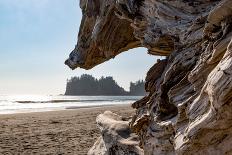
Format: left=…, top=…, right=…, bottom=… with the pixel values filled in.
left=0, top=105, right=134, bottom=155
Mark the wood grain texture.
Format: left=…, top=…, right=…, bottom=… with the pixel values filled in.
left=66, top=0, right=232, bottom=154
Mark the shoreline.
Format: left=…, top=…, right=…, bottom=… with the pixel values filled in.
left=0, top=103, right=132, bottom=115
left=0, top=104, right=135, bottom=154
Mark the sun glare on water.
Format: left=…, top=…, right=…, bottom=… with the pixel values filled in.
left=0, top=95, right=52, bottom=102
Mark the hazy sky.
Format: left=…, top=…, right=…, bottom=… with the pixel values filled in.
left=0, top=0, right=158, bottom=95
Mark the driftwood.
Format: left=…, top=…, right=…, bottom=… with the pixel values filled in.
left=66, top=0, right=232, bottom=154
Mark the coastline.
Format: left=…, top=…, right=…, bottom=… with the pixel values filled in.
left=0, top=95, right=142, bottom=114
left=0, top=105, right=134, bottom=155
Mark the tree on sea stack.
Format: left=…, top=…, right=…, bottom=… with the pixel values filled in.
left=65, top=74, right=146, bottom=96
left=65, top=74, right=127, bottom=96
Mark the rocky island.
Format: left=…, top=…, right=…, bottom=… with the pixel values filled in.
left=65, top=74, right=146, bottom=96
left=65, top=0, right=232, bottom=154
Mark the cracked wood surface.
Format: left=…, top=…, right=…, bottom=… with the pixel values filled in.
left=66, top=0, right=232, bottom=154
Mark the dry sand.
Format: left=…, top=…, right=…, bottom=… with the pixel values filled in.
left=0, top=105, right=134, bottom=155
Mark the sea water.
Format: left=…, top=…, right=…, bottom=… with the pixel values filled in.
left=0, top=95, right=142, bottom=114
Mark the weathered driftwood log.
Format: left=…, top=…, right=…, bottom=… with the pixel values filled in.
left=66, top=0, right=232, bottom=154
left=88, top=111, right=143, bottom=155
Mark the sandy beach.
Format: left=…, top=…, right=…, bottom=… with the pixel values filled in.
left=0, top=105, right=134, bottom=155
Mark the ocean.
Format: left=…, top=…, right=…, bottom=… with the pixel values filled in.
left=0, top=95, right=142, bottom=114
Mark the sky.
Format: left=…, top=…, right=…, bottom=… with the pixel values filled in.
left=0, top=0, right=159, bottom=95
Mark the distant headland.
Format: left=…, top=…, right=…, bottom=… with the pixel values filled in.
left=65, top=74, right=146, bottom=96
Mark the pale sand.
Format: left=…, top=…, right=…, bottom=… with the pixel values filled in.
left=0, top=105, right=135, bottom=155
